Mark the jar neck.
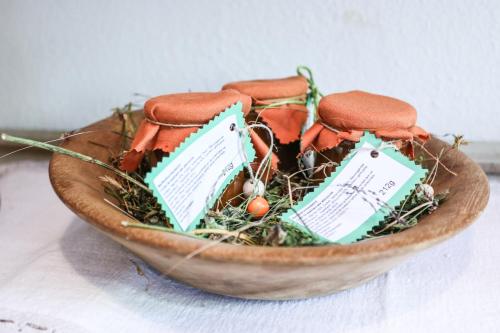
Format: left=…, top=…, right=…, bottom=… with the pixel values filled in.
left=144, top=116, right=204, bottom=128
left=251, top=94, right=307, bottom=111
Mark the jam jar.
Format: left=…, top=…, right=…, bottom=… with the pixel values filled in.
left=301, top=90, right=429, bottom=179
left=121, top=90, right=274, bottom=206
left=223, top=76, right=309, bottom=172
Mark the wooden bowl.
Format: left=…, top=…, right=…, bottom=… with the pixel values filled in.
left=49, top=113, right=490, bottom=300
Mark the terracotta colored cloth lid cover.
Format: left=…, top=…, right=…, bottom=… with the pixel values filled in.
left=301, top=90, right=429, bottom=153
left=222, top=76, right=309, bottom=144
left=121, top=90, right=278, bottom=172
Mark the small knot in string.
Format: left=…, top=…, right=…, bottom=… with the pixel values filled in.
left=297, top=65, right=323, bottom=109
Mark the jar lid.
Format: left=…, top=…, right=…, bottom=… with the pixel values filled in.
left=121, top=90, right=279, bottom=172
left=145, top=90, right=252, bottom=123
left=318, top=91, right=417, bottom=130
left=222, top=76, right=308, bottom=100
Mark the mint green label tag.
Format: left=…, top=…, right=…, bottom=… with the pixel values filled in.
left=145, top=102, right=256, bottom=232
left=281, top=132, right=427, bottom=244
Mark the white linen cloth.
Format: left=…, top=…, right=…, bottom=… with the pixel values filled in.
left=0, top=160, right=499, bottom=333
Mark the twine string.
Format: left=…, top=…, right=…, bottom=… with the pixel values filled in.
left=319, top=119, right=341, bottom=133
left=250, top=98, right=307, bottom=118
left=297, top=65, right=323, bottom=109
left=239, top=123, right=275, bottom=184
left=145, top=117, right=204, bottom=128
left=298, top=66, right=323, bottom=175
left=201, top=122, right=275, bottom=216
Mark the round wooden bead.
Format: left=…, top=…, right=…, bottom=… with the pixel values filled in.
left=416, top=183, right=434, bottom=200
left=243, top=179, right=265, bottom=198
left=247, top=196, right=270, bottom=217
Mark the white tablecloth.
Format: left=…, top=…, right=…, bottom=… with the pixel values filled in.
left=0, top=160, right=498, bottom=333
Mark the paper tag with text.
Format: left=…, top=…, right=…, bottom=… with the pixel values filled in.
left=145, top=102, right=255, bottom=232
left=281, top=132, right=427, bottom=244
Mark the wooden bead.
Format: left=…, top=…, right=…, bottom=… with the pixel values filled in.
left=243, top=179, right=265, bottom=198
left=416, top=183, right=434, bottom=200
left=247, top=196, right=270, bottom=217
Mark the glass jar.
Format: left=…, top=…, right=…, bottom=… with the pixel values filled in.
left=301, top=90, right=429, bottom=180
left=121, top=90, right=263, bottom=206
left=222, top=76, right=309, bottom=172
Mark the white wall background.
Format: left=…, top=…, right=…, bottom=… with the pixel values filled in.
left=0, top=0, right=499, bottom=141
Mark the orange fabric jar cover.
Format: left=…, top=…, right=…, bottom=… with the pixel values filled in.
left=222, top=76, right=309, bottom=144
left=120, top=90, right=278, bottom=172
left=301, top=90, right=429, bottom=154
